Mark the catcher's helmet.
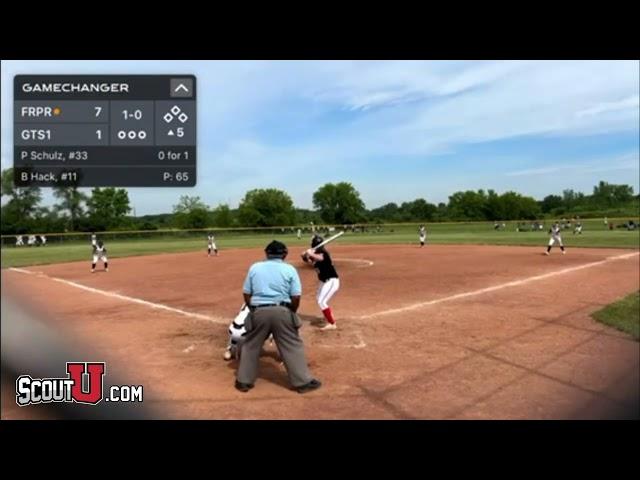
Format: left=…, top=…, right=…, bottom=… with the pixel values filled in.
left=311, top=235, right=324, bottom=248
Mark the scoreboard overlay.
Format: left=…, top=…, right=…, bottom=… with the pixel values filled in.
left=13, top=75, right=197, bottom=187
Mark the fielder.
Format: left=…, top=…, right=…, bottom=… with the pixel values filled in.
left=573, top=221, right=583, bottom=235
left=545, top=222, right=566, bottom=255
left=207, top=233, right=218, bottom=257
left=40, top=235, right=47, bottom=246
left=15, top=235, right=24, bottom=246
left=27, top=235, right=36, bottom=247
left=419, top=225, right=427, bottom=247
left=297, top=228, right=302, bottom=240
left=303, top=235, right=340, bottom=330
left=91, top=240, right=109, bottom=272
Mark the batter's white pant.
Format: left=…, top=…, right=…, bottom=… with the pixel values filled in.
left=317, top=278, right=340, bottom=310
left=548, top=235, right=563, bottom=247
left=92, top=254, right=108, bottom=264
left=208, top=243, right=217, bottom=250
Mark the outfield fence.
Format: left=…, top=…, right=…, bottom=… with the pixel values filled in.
left=1, top=217, right=638, bottom=247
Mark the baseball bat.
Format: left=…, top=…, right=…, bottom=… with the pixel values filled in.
left=311, top=231, right=344, bottom=251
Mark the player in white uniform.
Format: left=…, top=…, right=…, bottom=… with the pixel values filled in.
left=91, top=240, right=109, bottom=272
left=573, top=222, right=583, bottom=235
left=40, top=235, right=47, bottom=246
left=15, top=235, right=24, bottom=246
left=545, top=222, right=566, bottom=255
left=28, top=235, right=36, bottom=247
left=223, top=304, right=274, bottom=360
left=224, top=304, right=249, bottom=360
left=297, top=228, right=302, bottom=240
left=419, top=225, right=426, bottom=247
left=207, top=233, right=218, bottom=257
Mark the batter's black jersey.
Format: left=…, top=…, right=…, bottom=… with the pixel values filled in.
left=314, top=249, right=339, bottom=282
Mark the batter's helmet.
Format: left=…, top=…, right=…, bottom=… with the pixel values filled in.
left=311, top=235, right=324, bottom=248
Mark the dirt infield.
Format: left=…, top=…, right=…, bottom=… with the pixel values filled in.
left=2, top=244, right=639, bottom=419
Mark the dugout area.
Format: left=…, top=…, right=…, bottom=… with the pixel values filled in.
left=2, top=244, right=639, bottom=419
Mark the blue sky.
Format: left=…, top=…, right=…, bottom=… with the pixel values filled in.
left=1, top=60, right=638, bottom=215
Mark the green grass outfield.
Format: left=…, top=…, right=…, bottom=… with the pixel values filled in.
left=591, top=291, right=640, bottom=340
left=2, top=220, right=638, bottom=268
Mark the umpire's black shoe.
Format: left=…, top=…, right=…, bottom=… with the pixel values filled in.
left=235, top=380, right=254, bottom=392
left=296, top=379, right=322, bottom=394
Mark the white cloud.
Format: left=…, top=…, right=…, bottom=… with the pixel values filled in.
left=576, top=95, right=640, bottom=117
left=506, top=165, right=575, bottom=177
left=505, top=153, right=639, bottom=178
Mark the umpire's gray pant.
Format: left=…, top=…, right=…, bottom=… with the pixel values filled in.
left=236, top=306, right=313, bottom=388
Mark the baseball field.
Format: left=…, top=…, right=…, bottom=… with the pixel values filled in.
left=2, top=220, right=639, bottom=419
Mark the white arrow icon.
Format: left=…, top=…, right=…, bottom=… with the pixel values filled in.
left=174, top=84, right=189, bottom=93
left=168, top=129, right=175, bottom=136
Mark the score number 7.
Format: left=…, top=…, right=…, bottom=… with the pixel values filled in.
left=95, top=107, right=103, bottom=140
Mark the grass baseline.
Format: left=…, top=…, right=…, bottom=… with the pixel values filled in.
left=591, top=291, right=640, bottom=340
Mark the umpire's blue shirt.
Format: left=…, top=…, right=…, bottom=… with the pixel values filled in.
left=243, top=258, right=302, bottom=306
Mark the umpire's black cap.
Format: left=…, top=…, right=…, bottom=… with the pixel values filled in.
left=265, top=240, right=288, bottom=257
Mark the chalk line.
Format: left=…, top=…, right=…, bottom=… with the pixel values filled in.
left=8, top=268, right=228, bottom=325
left=359, top=251, right=639, bottom=319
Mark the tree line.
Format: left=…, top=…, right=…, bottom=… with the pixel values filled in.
left=1, top=167, right=638, bottom=234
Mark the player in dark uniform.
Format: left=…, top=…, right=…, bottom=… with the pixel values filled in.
left=304, top=235, right=341, bottom=330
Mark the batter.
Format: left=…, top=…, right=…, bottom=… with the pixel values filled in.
left=304, top=235, right=340, bottom=330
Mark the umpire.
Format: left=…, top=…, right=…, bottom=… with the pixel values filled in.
left=236, top=240, right=321, bottom=394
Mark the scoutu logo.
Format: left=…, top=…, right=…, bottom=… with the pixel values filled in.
left=16, top=362, right=143, bottom=407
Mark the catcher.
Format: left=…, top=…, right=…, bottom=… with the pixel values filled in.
left=302, top=235, right=340, bottom=330
left=223, top=304, right=275, bottom=361
left=224, top=304, right=249, bottom=360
